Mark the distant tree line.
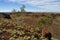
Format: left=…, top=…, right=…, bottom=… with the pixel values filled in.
left=12, top=5, right=26, bottom=12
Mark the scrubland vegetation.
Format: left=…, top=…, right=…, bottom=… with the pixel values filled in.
left=0, top=5, right=60, bottom=40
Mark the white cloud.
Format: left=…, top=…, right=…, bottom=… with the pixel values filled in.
left=7, top=0, right=25, bottom=2
left=3, top=0, right=60, bottom=6
left=1, top=0, right=60, bottom=12
left=4, top=0, right=56, bottom=5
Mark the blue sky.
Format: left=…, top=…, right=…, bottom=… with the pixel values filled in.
left=0, top=0, right=60, bottom=12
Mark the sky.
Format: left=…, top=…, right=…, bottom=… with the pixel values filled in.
left=0, top=0, right=60, bottom=12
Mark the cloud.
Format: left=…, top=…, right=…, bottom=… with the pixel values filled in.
left=2, top=0, right=57, bottom=5
left=7, top=0, right=25, bottom=2
left=5, top=0, right=60, bottom=8
left=1, top=0, right=60, bottom=6
left=0, top=0, right=60, bottom=12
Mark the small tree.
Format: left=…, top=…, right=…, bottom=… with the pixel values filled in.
left=20, top=5, right=27, bottom=16
left=20, top=5, right=25, bottom=12
left=12, top=9, right=16, bottom=12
